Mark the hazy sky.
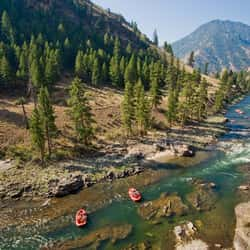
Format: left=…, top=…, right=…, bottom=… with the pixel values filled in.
left=93, top=0, right=250, bottom=44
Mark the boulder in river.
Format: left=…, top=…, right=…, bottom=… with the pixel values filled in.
left=48, top=175, right=84, bottom=197
left=174, top=144, right=195, bottom=157
left=234, top=202, right=250, bottom=250
left=176, top=239, right=209, bottom=250
left=46, top=224, right=132, bottom=249
left=138, top=193, right=188, bottom=221
left=238, top=185, right=249, bottom=191
left=186, top=180, right=217, bottom=211
left=174, top=221, right=197, bottom=243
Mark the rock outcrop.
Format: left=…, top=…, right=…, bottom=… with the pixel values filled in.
left=138, top=193, right=188, bottom=221
left=175, top=239, right=209, bottom=250
left=234, top=202, right=250, bottom=250
left=186, top=180, right=217, bottom=211
left=174, top=221, right=208, bottom=250
left=48, top=175, right=84, bottom=197
left=47, top=224, right=132, bottom=249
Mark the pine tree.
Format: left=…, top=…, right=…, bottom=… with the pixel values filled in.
left=126, top=42, right=132, bottom=55
left=30, top=58, right=42, bottom=88
left=92, top=57, right=100, bottom=85
left=163, top=41, right=173, bottom=55
left=196, top=78, right=208, bottom=121
left=214, top=89, right=224, bottom=112
left=1, top=11, right=14, bottom=44
left=204, top=63, right=209, bottom=75
left=149, top=76, right=162, bottom=109
left=134, top=79, right=150, bottom=135
left=101, top=62, right=108, bottom=83
left=153, top=29, right=159, bottom=46
left=109, top=37, right=121, bottom=86
left=104, top=33, right=110, bottom=47
left=68, top=77, right=94, bottom=145
left=29, top=108, right=45, bottom=165
left=109, top=56, right=121, bottom=86
left=37, top=86, right=57, bottom=157
left=119, top=56, right=126, bottom=82
left=166, top=87, right=178, bottom=127
left=75, top=50, right=85, bottom=78
left=188, top=51, right=195, bottom=67
left=177, top=81, right=193, bottom=126
left=124, top=54, right=137, bottom=84
left=121, top=81, right=134, bottom=136
left=0, top=55, right=11, bottom=83
left=17, top=51, right=28, bottom=80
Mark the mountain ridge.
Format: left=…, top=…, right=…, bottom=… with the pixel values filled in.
left=172, top=19, right=250, bottom=73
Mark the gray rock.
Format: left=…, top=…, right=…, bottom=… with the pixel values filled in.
left=174, top=221, right=197, bottom=243
left=238, top=185, right=249, bottom=191
left=234, top=202, right=250, bottom=250
left=8, top=189, right=23, bottom=199
left=214, top=243, right=222, bottom=248
left=48, top=175, right=84, bottom=197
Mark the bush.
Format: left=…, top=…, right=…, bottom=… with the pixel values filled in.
left=6, top=145, right=33, bottom=162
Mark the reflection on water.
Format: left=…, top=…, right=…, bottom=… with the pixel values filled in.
left=1, top=96, right=250, bottom=249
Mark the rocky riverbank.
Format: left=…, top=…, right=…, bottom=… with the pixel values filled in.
left=233, top=202, right=250, bottom=250
left=0, top=115, right=228, bottom=202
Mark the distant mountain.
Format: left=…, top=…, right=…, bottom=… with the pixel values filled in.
left=172, top=20, right=250, bottom=73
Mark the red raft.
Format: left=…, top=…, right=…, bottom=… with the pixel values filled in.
left=128, top=188, right=142, bottom=202
left=75, top=209, right=87, bottom=227
left=235, top=109, right=244, bottom=115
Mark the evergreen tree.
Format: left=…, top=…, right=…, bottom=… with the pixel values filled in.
left=124, top=54, right=137, bottom=84
left=214, top=88, right=224, bottom=112
left=29, top=108, right=45, bottom=165
left=37, top=86, right=57, bottom=157
left=17, top=51, right=28, bottom=80
left=109, top=37, right=121, bottom=86
left=153, top=29, right=159, bottom=46
left=1, top=11, right=14, bottom=44
left=121, top=81, right=134, bottom=136
left=196, top=78, right=208, bottom=121
left=166, top=87, right=178, bottom=127
left=109, top=55, right=121, bottom=86
left=134, top=79, right=150, bottom=135
left=0, top=55, right=11, bottom=83
left=75, top=50, right=85, bottom=78
left=204, top=63, right=209, bottom=75
left=91, top=57, right=100, bottom=85
left=163, top=41, right=173, bottom=55
left=30, top=58, right=42, bottom=88
left=188, top=51, right=195, bottom=67
left=119, top=56, right=126, bottom=83
left=149, top=63, right=162, bottom=109
left=101, top=62, right=108, bottom=83
left=68, top=77, right=94, bottom=145
left=126, top=42, right=132, bottom=55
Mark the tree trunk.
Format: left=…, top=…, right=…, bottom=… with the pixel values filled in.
left=21, top=102, right=29, bottom=129
left=46, top=125, right=52, bottom=158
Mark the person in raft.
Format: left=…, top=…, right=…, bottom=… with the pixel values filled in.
left=76, top=209, right=87, bottom=226
left=129, top=188, right=142, bottom=201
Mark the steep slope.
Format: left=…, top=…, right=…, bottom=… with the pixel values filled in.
left=0, top=0, right=149, bottom=48
left=172, top=20, right=250, bottom=73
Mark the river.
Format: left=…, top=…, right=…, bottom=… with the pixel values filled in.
left=1, top=96, right=250, bottom=249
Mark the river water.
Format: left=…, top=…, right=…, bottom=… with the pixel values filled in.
left=1, top=96, right=250, bottom=249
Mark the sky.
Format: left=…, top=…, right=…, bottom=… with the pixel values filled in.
left=92, top=0, right=250, bottom=44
